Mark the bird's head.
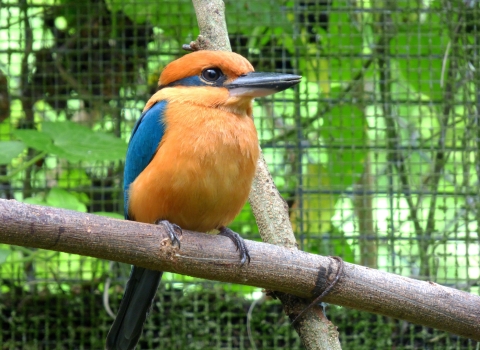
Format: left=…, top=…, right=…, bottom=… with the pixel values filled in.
left=156, top=51, right=301, bottom=116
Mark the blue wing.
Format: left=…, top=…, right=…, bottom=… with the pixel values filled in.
left=123, top=100, right=167, bottom=219
left=107, top=100, right=167, bottom=350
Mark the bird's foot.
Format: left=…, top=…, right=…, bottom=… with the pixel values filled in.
left=155, top=220, right=182, bottom=248
left=218, top=227, right=250, bottom=265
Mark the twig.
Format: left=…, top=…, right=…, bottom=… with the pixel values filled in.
left=0, top=151, right=47, bottom=182
left=440, top=41, right=451, bottom=88
left=376, top=6, right=425, bottom=257
left=53, top=58, right=93, bottom=99
left=246, top=295, right=264, bottom=350
left=422, top=16, right=463, bottom=277
left=353, top=155, right=378, bottom=268
left=103, top=261, right=116, bottom=319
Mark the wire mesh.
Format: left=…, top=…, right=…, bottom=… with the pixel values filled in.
left=0, top=0, right=479, bottom=348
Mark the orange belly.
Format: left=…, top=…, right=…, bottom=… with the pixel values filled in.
left=127, top=102, right=259, bottom=232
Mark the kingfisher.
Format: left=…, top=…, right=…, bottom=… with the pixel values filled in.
left=106, top=50, right=301, bottom=349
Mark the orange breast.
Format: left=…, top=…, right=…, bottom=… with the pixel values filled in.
left=127, top=94, right=259, bottom=232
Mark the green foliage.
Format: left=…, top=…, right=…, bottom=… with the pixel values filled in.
left=322, top=0, right=365, bottom=85
left=225, top=0, right=290, bottom=33
left=292, top=164, right=336, bottom=234
left=230, top=202, right=259, bottom=237
left=331, top=237, right=355, bottom=264
left=57, top=168, right=92, bottom=188
left=321, top=105, right=367, bottom=191
left=106, top=0, right=289, bottom=37
left=13, top=129, right=51, bottom=151
left=0, top=247, right=11, bottom=265
left=13, top=121, right=126, bottom=162
left=392, top=14, right=449, bottom=100
left=106, top=0, right=197, bottom=41
left=0, top=141, right=25, bottom=165
left=24, top=187, right=87, bottom=212
left=0, top=119, right=14, bottom=141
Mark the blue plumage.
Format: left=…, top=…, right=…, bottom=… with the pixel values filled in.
left=107, top=100, right=167, bottom=350
left=163, top=75, right=205, bottom=87
left=123, top=101, right=167, bottom=219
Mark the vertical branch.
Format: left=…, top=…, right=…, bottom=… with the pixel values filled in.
left=0, top=69, right=12, bottom=199
left=189, top=1, right=342, bottom=349
left=248, top=151, right=298, bottom=247
left=423, top=9, right=461, bottom=278
left=19, top=0, right=35, bottom=200
left=353, top=156, right=377, bottom=268
left=191, top=0, right=231, bottom=52
left=376, top=3, right=425, bottom=274
left=350, top=50, right=377, bottom=268
left=470, top=0, right=480, bottom=255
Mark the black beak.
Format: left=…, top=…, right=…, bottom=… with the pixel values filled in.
left=227, top=72, right=302, bottom=97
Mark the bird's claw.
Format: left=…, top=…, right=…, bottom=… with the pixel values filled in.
left=218, top=227, right=250, bottom=265
left=155, top=220, right=182, bottom=248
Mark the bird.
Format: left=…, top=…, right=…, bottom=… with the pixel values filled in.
left=106, top=50, right=301, bottom=350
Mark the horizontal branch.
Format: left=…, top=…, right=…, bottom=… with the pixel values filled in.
left=0, top=198, right=479, bottom=341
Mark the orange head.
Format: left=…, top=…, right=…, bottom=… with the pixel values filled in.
left=159, top=51, right=254, bottom=87
left=152, top=51, right=301, bottom=116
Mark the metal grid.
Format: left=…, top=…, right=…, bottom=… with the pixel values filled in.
left=0, top=0, right=479, bottom=348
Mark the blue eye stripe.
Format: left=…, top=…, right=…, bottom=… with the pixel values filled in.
left=166, top=76, right=206, bottom=87
left=160, top=72, right=227, bottom=89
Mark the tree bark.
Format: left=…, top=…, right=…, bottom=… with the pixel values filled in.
left=0, top=199, right=479, bottom=341
left=189, top=1, right=340, bottom=348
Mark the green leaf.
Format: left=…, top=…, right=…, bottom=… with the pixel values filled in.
left=106, top=0, right=196, bottom=40
left=106, top=0, right=289, bottom=40
left=13, top=129, right=60, bottom=154
left=41, top=121, right=127, bottom=162
left=72, top=192, right=90, bottom=205
left=24, top=188, right=87, bottom=212
left=45, top=187, right=87, bottom=212
left=291, top=164, right=337, bottom=235
left=320, top=105, right=367, bottom=191
left=0, top=141, right=25, bottom=164
left=14, top=123, right=127, bottom=162
left=0, top=119, right=13, bottom=141
left=58, top=168, right=92, bottom=188
left=0, top=245, right=23, bottom=279
left=322, top=0, right=364, bottom=84
left=331, top=232, right=355, bottom=264
left=23, top=195, right=48, bottom=206
left=0, top=248, right=11, bottom=265
left=225, top=0, right=290, bottom=33
left=391, top=13, right=448, bottom=100
left=326, top=1, right=363, bottom=54
left=230, top=202, right=258, bottom=237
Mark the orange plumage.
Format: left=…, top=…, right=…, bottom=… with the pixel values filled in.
left=158, top=51, right=254, bottom=87
left=128, top=51, right=259, bottom=231
left=128, top=87, right=259, bottom=230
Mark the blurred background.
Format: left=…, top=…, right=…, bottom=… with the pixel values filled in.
left=0, top=0, right=479, bottom=348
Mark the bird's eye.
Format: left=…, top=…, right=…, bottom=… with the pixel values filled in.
left=202, top=68, right=223, bottom=82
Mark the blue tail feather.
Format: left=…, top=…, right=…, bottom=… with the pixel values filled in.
left=106, top=266, right=163, bottom=350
